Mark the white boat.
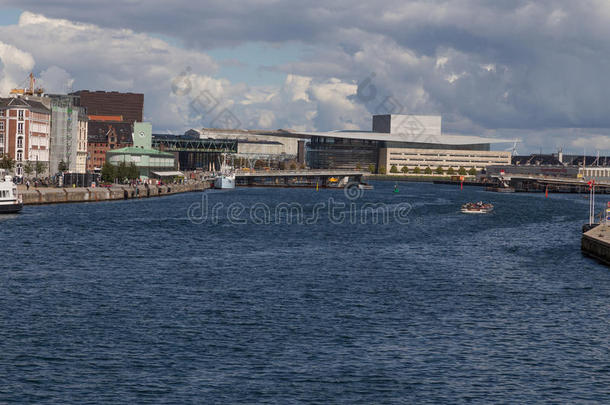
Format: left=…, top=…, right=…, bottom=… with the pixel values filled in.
left=461, top=201, right=493, bottom=214
left=214, top=173, right=235, bottom=189
left=0, top=175, right=23, bottom=214
left=214, top=155, right=236, bottom=189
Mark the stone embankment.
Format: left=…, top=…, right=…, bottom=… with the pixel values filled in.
left=19, top=182, right=210, bottom=205
left=582, top=224, right=610, bottom=265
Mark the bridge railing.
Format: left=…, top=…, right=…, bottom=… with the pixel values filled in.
left=235, top=169, right=365, bottom=176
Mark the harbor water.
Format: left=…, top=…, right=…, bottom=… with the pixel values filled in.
left=1, top=182, right=609, bottom=403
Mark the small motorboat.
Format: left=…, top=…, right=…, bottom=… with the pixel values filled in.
left=461, top=201, right=493, bottom=214
left=0, top=175, right=23, bottom=214
left=357, top=182, right=374, bottom=190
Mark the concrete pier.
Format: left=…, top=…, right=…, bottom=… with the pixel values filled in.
left=236, top=170, right=364, bottom=187
left=582, top=224, right=610, bottom=265
left=19, top=181, right=210, bottom=206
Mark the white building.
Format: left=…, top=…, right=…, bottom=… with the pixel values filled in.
left=0, top=97, right=51, bottom=177
left=300, top=114, right=513, bottom=171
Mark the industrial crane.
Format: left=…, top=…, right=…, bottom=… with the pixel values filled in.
left=9, top=73, right=44, bottom=96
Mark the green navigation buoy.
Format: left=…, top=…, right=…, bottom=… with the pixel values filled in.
left=393, top=184, right=399, bottom=193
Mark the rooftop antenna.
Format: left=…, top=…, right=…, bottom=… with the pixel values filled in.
left=583, top=147, right=585, bottom=169
left=595, top=150, right=600, bottom=167
left=506, top=140, right=519, bottom=156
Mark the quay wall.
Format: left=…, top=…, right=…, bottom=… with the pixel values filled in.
left=582, top=225, right=610, bottom=266
left=20, top=182, right=210, bottom=205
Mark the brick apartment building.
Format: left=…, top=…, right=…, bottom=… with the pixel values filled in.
left=70, top=90, right=144, bottom=172
left=0, top=97, right=51, bottom=177
left=87, top=120, right=133, bottom=171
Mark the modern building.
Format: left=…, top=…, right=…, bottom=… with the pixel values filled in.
left=190, top=128, right=299, bottom=157
left=106, top=147, right=175, bottom=179
left=71, top=90, right=144, bottom=123
left=486, top=154, right=610, bottom=181
left=107, top=122, right=175, bottom=178
left=87, top=120, right=133, bottom=171
left=0, top=97, right=51, bottom=177
left=46, top=94, right=89, bottom=174
left=152, top=133, right=237, bottom=171
left=301, top=114, right=512, bottom=172
left=154, top=128, right=302, bottom=171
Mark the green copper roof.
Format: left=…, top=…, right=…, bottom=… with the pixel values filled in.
left=107, top=146, right=174, bottom=157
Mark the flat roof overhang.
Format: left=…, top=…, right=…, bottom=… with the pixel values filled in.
left=289, top=130, right=516, bottom=146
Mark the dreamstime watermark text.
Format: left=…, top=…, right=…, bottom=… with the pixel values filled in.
left=186, top=185, right=412, bottom=225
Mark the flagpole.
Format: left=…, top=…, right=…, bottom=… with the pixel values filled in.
left=591, top=180, right=595, bottom=223
left=589, top=183, right=593, bottom=225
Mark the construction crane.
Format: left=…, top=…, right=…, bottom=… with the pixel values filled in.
left=10, top=73, right=44, bottom=96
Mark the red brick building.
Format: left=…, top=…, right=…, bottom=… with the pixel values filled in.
left=87, top=121, right=133, bottom=171
left=0, top=97, right=51, bottom=177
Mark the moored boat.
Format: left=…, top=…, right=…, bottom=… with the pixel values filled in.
left=214, top=154, right=236, bottom=189
left=461, top=201, right=493, bottom=214
left=214, top=173, right=236, bottom=189
left=0, top=175, right=23, bottom=214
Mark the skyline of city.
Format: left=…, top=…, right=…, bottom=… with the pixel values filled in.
left=0, top=2, right=609, bottom=154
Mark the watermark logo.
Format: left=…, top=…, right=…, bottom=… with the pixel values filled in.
left=186, top=184, right=412, bottom=226
left=356, top=72, right=440, bottom=144
left=171, top=66, right=242, bottom=130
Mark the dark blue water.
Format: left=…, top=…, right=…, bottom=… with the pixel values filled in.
left=2, top=182, right=610, bottom=403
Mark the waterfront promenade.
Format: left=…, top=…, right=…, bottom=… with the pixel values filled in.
left=17, top=181, right=210, bottom=205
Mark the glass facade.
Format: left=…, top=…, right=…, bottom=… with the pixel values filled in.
left=307, top=136, right=379, bottom=170
left=307, top=135, right=493, bottom=170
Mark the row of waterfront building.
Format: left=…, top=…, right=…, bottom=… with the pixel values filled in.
left=1, top=82, right=516, bottom=179
left=0, top=90, right=145, bottom=177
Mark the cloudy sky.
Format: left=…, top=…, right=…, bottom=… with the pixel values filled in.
left=0, top=0, right=609, bottom=153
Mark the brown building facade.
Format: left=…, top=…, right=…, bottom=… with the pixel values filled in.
left=87, top=121, right=133, bottom=171
left=72, top=90, right=144, bottom=123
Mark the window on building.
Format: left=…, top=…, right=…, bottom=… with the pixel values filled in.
left=17, top=122, right=23, bottom=134
left=0, top=121, right=3, bottom=131
left=16, top=151, right=22, bottom=162
left=18, top=110, right=24, bottom=121
left=17, top=137, right=23, bottom=148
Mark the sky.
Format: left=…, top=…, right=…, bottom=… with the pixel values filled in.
left=0, top=0, right=609, bottom=154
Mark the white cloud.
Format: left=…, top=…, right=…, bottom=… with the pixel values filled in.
left=1, top=2, right=610, bottom=151
left=39, top=66, right=74, bottom=94
left=0, top=12, right=369, bottom=134
left=571, top=135, right=610, bottom=151
left=0, top=41, right=34, bottom=95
